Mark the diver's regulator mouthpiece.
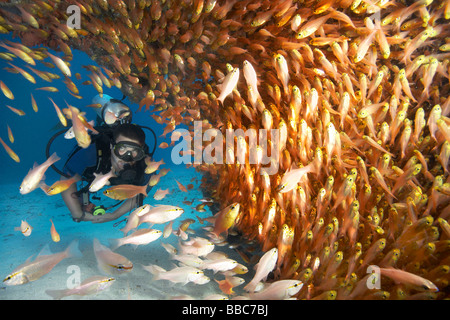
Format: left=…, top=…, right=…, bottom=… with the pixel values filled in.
left=92, top=94, right=132, bottom=127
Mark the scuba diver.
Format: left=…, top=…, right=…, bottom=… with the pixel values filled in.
left=48, top=94, right=157, bottom=223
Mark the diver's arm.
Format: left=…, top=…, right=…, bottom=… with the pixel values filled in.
left=61, top=183, right=85, bottom=221
left=61, top=183, right=102, bottom=222
left=92, top=196, right=139, bottom=223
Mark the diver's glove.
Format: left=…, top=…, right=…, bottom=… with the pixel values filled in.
left=92, top=205, right=106, bottom=216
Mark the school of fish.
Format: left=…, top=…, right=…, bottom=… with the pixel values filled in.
left=1, top=0, right=450, bottom=299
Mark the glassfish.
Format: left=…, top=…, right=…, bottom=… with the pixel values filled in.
left=0, top=136, right=20, bottom=163
left=0, top=80, right=13, bottom=100
left=244, top=247, right=278, bottom=293
left=88, top=170, right=116, bottom=192
left=145, top=158, right=165, bottom=174
left=68, top=105, right=90, bottom=148
left=210, top=202, right=240, bottom=238
left=19, top=152, right=60, bottom=194
left=109, top=228, right=162, bottom=250
left=179, top=237, right=215, bottom=257
left=50, top=219, right=60, bottom=242
left=120, top=204, right=151, bottom=236
left=379, top=267, right=438, bottom=291
left=153, top=188, right=171, bottom=200
left=3, top=240, right=81, bottom=285
left=277, top=163, right=316, bottom=193
left=46, top=275, right=115, bottom=300
left=248, top=280, right=303, bottom=300
left=217, top=67, right=239, bottom=104
left=14, top=220, right=32, bottom=236
left=143, top=264, right=207, bottom=285
left=200, top=258, right=238, bottom=273
left=45, top=50, right=71, bottom=77
left=138, top=204, right=184, bottom=225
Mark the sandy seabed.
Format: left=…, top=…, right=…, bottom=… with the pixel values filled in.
left=0, top=166, right=252, bottom=300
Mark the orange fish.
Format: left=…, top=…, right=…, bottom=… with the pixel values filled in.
left=49, top=98, right=67, bottom=127
left=7, top=63, right=36, bottom=84
left=46, top=175, right=81, bottom=195
left=68, top=105, right=90, bottom=148
left=30, top=93, right=38, bottom=112
left=6, top=124, right=13, bottom=143
left=103, top=184, right=148, bottom=200
left=5, top=105, right=25, bottom=116
left=46, top=51, right=71, bottom=77
left=215, top=276, right=244, bottom=295
left=0, top=42, right=35, bottom=65
left=0, top=80, right=14, bottom=100
left=211, top=202, right=240, bottom=238
left=36, top=86, right=59, bottom=92
left=49, top=219, right=60, bottom=242
left=0, top=136, right=20, bottom=162
left=176, top=180, right=188, bottom=192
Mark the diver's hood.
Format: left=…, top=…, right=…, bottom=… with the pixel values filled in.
left=92, top=94, right=132, bottom=127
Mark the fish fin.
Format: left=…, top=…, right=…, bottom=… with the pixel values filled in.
left=142, top=264, right=165, bottom=280
left=65, top=239, right=82, bottom=259
left=38, top=244, right=52, bottom=256
left=108, top=238, right=121, bottom=251
left=45, top=289, right=67, bottom=300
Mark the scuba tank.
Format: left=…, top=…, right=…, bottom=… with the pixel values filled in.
left=92, top=94, right=132, bottom=126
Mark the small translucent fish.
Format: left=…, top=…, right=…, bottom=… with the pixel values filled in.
left=14, top=220, right=32, bottom=236
left=379, top=268, right=438, bottom=292
left=139, top=205, right=184, bottom=225
left=217, top=67, right=239, bottom=104
left=0, top=42, right=35, bottom=65
left=6, top=124, right=13, bottom=143
left=30, top=93, right=38, bottom=112
left=0, top=80, right=13, bottom=100
left=145, top=158, right=165, bottom=174
left=3, top=241, right=80, bottom=285
left=5, top=105, right=25, bottom=116
left=89, top=170, right=115, bottom=193
left=46, top=276, right=115, bottom=300
left=109, top=229, right=162, bottom=250
left=153, top=188, right=170, bottom=200
left=35, top=87, right=59, bottom=92
left=176, top=179, right=188, bottom=192
left=248, top=280, right=303, bottom=300
left=46, top=51, right=71, bottom=77
left=49, top=98, right=67, bottom=127
left=0, top=136, right=20, bottom=162
left=20, top=152, right=60, bottom=194
left=8, top=62, right=36, bottom=84
left=49, top=219, right=60, bottom=242
left=244, top=247, right=278, bottom=293
left=143, top=265, right=207, bottom=285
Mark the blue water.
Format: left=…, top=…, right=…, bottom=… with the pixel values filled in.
left=0, top=33, right=248, bottom=299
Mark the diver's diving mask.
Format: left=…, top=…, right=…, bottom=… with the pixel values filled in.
left=112, top=141, right=146, bottom=162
